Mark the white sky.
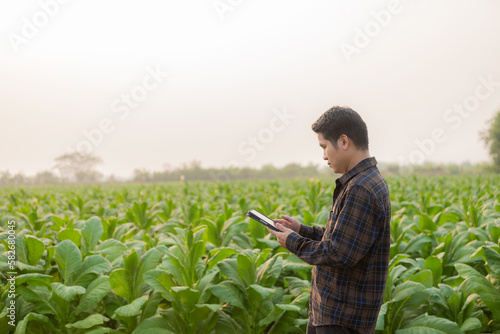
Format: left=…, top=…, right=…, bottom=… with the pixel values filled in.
left=1, top=0, right=500, bottom=178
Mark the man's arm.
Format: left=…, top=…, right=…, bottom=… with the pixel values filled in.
left=297, top=224, right=325, bottom=241
left=285, top=185, right=383, bottom=267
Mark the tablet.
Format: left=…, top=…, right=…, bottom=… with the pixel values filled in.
left=246, top=209, right=280, bottom=232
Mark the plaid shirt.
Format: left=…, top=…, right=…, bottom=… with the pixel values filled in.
left=286, top=157, right=391, bottom=334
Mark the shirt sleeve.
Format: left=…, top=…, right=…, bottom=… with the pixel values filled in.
left=298, top=223, right=325, bottom=241
left=285, top=185, right=382, bottom=267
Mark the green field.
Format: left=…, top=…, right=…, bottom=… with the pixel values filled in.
left=0, top=175, right=499, bottom=333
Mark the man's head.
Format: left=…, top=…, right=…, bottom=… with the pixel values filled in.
left=312, top=106, right=370, bottom=173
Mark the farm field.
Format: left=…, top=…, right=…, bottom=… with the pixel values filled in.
left=0, top=174, right=499, bottom=334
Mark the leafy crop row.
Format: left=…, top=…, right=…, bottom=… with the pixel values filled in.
left=0, top=175, right=499, bottom=333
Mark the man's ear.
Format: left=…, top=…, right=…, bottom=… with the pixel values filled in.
left=339, top=134, right=349, bottom=149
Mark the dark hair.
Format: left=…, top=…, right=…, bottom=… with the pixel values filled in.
left=311, top=106, right=369, bottom=150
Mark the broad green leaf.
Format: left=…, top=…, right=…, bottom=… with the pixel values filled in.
left=248, top=284, right=275, bottom=301
left=17, top=286, right=56, bottom=315
left=392, top=281, right=426, bottom=302
left=14, top=312, right=57, bottom=334
left=144, top=269, right=175, bottom=298
left=113, top=296, right=147, bottom=317
left=276, top=304, right=301, bottom=312
left=455, top=263, right=500, bottom=319
left=57, top=229, right=82, bottom=247
left=109, top=268, right=132, bottom=302
left=237, top=253, right=255, bottom=287
left=135, top=248, right=161, bottom=293
left=51, top=282, right=86, bottom=301
left=15, top=273, right=53, bottom=286
left=403, top=234, right=433, bottom=254
left=195, top=303, right=223, bottom=312
left=54, top=240, right=82, bottom=283
left=24, top=236, right=45, bottom=266
left=73, top=255, right=111, bottom=286
left=396, top=315, right=462, bottom=334
left=410, top=269, right=433, bottom=288
left=418, top=214, right=436, bottom=231
left=97, top=239, right=128, bottom=255
left=210, top=281, right=245, bottom=309
left=82, top=216, right=104, bottom=252
left=425, top=256, right=442, bottom=287
left=217, top=259, right=245, bottom=290
left=66, top=314, right=108, bottom=329
left=459, top=317, right=482, bottom=332
left=131, top=316, right=174, bottom=334
left=75, top=276, right=111, bottom=314
left=484, top=246, right=500, bottom=274
left=207, top=247, right=238, bottom=270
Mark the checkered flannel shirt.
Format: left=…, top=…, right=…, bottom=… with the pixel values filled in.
left=286, top=157, right=391, bottom=334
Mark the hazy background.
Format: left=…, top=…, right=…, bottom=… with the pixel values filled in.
left=1, top=0, right=500, bottom=179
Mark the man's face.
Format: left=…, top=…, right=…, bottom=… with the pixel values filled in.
left=317, top=132, right=346, bottom=174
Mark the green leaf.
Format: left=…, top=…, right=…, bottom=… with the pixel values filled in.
left=392, top=281, right=426, bottom=302
left=396, top=315, right=462, bottom=334
left=459, top=317, right=482, bottom=332
left=217, top=259, right=245, bottom=290
left=403, top=234, right=433, bottom=254
left=15, top=273, right=53, bottom=286
left=14, top=313, right=57, bottom=334
left=17, top=286, right=57, bottom=315
left=276, top=304, right=301, bottom=312
left=73, top=255, right=111, bottom=286
left=248, top=284, right=275, bottom=301
left=66, top=314, right=108, bottom=329
left=484, top=246, right=500, bottom=274
left=425, top=256, right=442, bottom=287
left=418, top=214, right=436, bottom=231
left=24, top=236, right=45, bottom=266
left=210, top=281, right=245, bottom=309
left=97, top=239, right=128, bottom=255
left=410, top=269, right=433, bottom=288
left=135, top=248, right=161, bottom=294
left=455, top=263, right=500, bottom=319
left=82, top=216, right=104, bottom=252
left=113, top=297, right=148, bottom=317
left=109, top=268, right=132, bottom=302
left=75, top=276, right=111, bottom=314
left=57, top=229, right=82, bottom=247
left=144, top=269, right=175, bottom=300
left=237, top=253, right=255, bottom=287
left=51, top=282, right=86, bottom=301
left=54, top=240, right=82, bottom=283
left=131, top=317, right=174, bottom=334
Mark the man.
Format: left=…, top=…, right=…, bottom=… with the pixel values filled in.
left=268, top=106, right=391, bottom=334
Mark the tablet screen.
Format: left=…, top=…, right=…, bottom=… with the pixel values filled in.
left=251, top=210, right=276, bottom=227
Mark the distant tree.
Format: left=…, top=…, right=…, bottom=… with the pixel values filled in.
left=54, top=152, right=103, bottom=182
left=33, top=170, right=60, bottom=184
left=481, top=110, right=500, bottom=172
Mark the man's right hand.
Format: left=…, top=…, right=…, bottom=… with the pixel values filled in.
left=273, top=215, right=301, bottom=234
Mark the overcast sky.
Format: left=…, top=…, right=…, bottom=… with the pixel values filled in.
left=1, top=0, right=500, bottom=178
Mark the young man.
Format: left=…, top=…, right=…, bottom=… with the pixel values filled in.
left=268, top=106, right=391, bottom=334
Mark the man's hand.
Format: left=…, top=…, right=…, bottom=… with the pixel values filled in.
left=267, top=223, right=295, bottom=249
left=273, top=215, right=301, bottom=233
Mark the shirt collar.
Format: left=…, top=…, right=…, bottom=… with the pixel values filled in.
left=337, top=156, right=378, bottom=186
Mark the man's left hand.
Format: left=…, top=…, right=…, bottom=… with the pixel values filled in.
left=267, top=223, right=294, bottom=248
